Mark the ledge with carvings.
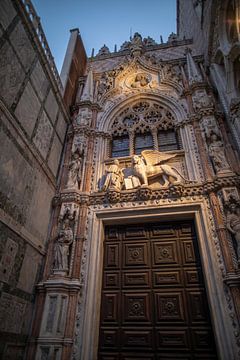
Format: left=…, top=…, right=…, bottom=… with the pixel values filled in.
left=52, top=174, right=240, bottom=207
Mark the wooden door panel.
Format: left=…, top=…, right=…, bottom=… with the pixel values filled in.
left=123, top=242, right=149, bottom=267
left=123, top=226, right=148, bottom=240
left=105, top=243, right=121, bottom=268
left=186, top=290, right=209, bottom=324
left=100, top=328, right=119, bottom=349
left=153, top=270, right=182, bottom=287
left=156, top=328, right=190, bottom=350
left=181, top=240, right=196, bottom=265
left=122, top=292, right=152, bottom=324
left=98, top=222, right=218, bottom=359
left=155, top=291, right=186, bottom=323
left=101, top=292, right=119, bottom=324
left=104, top=272, right=120, bottom=288
left=121, top=354, right=155, bottom=360
left=184, top=269, right=203, bottom=287
left=152, top=240, right=180, bottom=266
left=121, top=329, right=153, bottom=349
left=150, top=225, right=177, bottom=239
left=122, top=270, right=151, bottom=288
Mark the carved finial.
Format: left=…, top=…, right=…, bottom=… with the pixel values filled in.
left=185, top=47, right=203, bottom=85
left=81, top=69, right=94, bottom=102
left=130, top=32, right=144, bottom=57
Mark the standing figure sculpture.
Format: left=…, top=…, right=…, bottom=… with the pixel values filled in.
left=54, top=218, right=74, bottom=271
left=66, top=149, right=83, bottom=189
left=102, top=159, right=124, bottom=191
left=226, top=200, right=240, bottom=264
left=208, top=132, right=230, bottom=173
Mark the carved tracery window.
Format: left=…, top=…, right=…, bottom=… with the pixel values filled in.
left=110, top=100, right=181, bottom=158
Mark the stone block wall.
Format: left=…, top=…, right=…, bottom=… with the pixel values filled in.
left=177, top=0, right=213, bottom=58
left=0, top=0, right=69, bottom=357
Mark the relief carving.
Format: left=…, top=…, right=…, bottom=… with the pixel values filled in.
left=130, top=73, right=151, bottom=88
left=99, top=150, right=189, bottom=193
left=97, top=72, right=114, bottom=101
left=130, top=150, right=187, bottom=188
left=101, top=159, right=124, bottom=192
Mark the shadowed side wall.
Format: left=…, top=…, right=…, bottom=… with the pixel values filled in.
left=0, top=0, right=69, bottom=358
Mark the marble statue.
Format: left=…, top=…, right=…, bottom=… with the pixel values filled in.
left=226, top=200, right=240, bottom=263
left=54, top=218, right=74, bottom=271
left=102, top=159, right=124, bottom=191
left=208, top=133, right=230, bottom=173
left=131, top=150, right=185, bottom=187
left=66, top=149, right=83, bottom=189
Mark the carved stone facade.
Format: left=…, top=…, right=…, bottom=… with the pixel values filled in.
left=1, top=0, right=240, bottom=359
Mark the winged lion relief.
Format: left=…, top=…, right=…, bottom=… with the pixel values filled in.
left=100, top=150, right=189, bottom=192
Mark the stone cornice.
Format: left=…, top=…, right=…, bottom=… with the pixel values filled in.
left=71, top=101, right=102, bottom=113
left=69, top=125, right=112, bottom=139
left=53, top=175, right=240, bottom=207
left=37, top=278, right=82, bottom=292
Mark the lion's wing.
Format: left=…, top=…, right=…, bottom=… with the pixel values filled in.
left=141, top=150, right=177, bottom=166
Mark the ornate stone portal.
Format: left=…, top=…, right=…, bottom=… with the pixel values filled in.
left=31, top=25, right=240, bottom=360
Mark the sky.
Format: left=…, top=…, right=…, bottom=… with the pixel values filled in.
left=32, top=0, right=176, bottom=72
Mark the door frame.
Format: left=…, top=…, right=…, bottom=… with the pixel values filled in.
left=79, top=200, right=236, bottom=360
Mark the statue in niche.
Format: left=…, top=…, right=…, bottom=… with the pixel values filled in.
left=225, top=198, right=240, bottom=264
left=53, top=211, right=75, bottom=271
left=75, top=108, right=91, bottom=126
left=66, top=148, right=84, bottom=189
left=193, top=91, right=213, bottom=111
left=101, top=159, right=124, bottom=192
left=131, top=150, right=188, bottom=187
left=202, top=117, right=220, bottom=139
left=208, top=132, right=231, bottom=173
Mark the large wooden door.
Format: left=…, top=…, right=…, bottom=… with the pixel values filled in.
left=98, top=221, right=218, bottom=359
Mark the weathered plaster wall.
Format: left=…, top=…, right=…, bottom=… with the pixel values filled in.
left=0, top=0, right=69, bottom=357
